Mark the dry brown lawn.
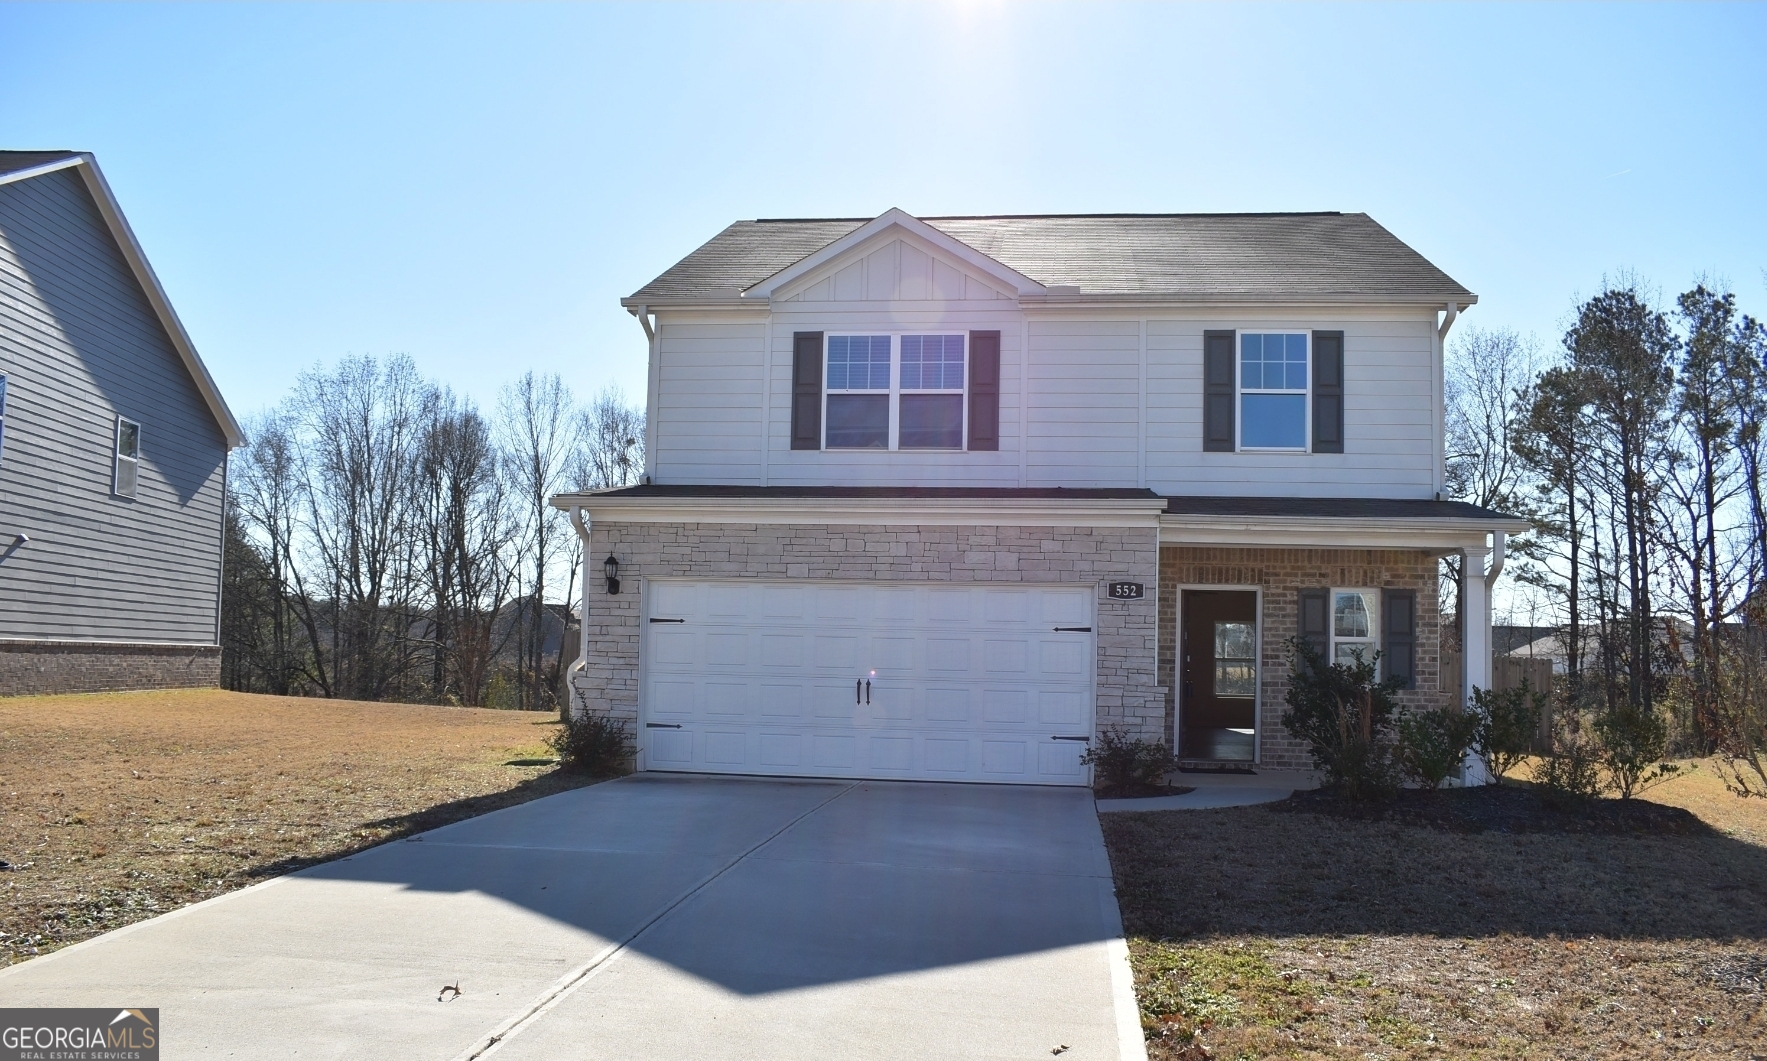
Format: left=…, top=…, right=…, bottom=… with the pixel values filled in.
left=0, top=688, right=592, bottom=967
left=1102, top=765, right=1767, bottom=1061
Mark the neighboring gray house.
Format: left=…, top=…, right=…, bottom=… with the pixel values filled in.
left=0, top=151, right=243, bottom=695
left=554, top=208, right=1529, bottom=783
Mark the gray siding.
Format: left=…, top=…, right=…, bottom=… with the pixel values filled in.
left=0, top=168, right=228, bottom=645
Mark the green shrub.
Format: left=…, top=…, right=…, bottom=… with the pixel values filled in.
left=1534, top=722, right=1608, bottom=806
left=1470, top=681, right=1546, bottom=781
left=1397, top=705, right=1481, bottom=789
left=547, top=709, right=635, bottom=777
left=1594, top=701, right=1680, bottom=799
left=1280, top=638, right=1403, bottom=800
left=1082, top=728, right=1175, bottom=790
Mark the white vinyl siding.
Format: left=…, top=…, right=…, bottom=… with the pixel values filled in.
left=651, top=319, right=768, bottom=484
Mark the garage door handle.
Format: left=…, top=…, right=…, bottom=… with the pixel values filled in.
left=1054, top=626, right=1092, bottom=632
left=645, top=722, right=683, bottom=729
left=865, top=680, right=871, bottom=704
left=1052, top=735, right=1091, bottom=742
left=649, top=618, right=685, bottom=624
left=856, top=679, right=862, bottom=704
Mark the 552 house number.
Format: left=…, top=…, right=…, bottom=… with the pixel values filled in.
left=1107, top=582, right=1144, bottom=600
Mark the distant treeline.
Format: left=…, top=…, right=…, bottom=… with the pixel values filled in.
left=221, top=355, right=643, bottom=710
left=1445, top=278, right=1767, bottom=794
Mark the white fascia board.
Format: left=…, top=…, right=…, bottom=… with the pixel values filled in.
left=550, top=493, right=1167, bottom=529
left=54, top=156, right=246, bottom=449
left=742, top=208, right=1048, bottom=301
left=1160, top=513, right=1529, bottom=551
left=1020, top=291, right=1478, bottom=309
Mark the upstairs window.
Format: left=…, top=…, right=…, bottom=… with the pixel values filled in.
left=114, top=416, right=140, bottom=498
left=898, top=334, right=964, bottom=449
left=1239, top=332, right=1308, bottom=449
left=825, top=334, right=966, bottom=450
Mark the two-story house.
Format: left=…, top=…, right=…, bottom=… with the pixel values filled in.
left=1, top=151, right=242, bottom=694
left=553, top=209, right=1526, bottom=784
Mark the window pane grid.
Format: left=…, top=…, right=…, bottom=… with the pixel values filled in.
left=900, top=334, right=965, bottom=390
left=827, top=335, right=891, bottom=391
left=1240, top=333, right=1308, bottom=391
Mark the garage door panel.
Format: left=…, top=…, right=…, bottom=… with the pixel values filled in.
left=1039, top=742, right=1086, bottom=777
left=705, top=632, right=748, bottom=666
left=641, top=580, right=1095, bottom=785
left=983, top=740, right=1030, bottom=775
left=704, top=730, right=747, bottom=766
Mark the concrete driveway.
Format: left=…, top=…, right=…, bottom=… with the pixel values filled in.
left=0, top=776, right=1143, bottom=1061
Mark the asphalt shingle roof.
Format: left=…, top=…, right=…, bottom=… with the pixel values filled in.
left=629, top=212, right=1473, bottom=303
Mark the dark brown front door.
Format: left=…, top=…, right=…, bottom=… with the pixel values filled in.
left=1180, top=590, right=1257, bottom=761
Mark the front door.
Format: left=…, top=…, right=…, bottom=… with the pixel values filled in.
left=1180, top=590, right=1257, bottom=762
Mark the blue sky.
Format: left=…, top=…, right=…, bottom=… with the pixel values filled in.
left=2, top=2, right=1763, bottom=418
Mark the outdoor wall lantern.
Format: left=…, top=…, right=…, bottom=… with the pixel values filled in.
left=603, top=554, right=621, bottom=595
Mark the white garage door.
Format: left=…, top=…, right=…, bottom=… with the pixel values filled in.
left=639, top=580, right=1096, bottom=785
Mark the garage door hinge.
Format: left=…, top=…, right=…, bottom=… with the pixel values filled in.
left=1052, top=735, right=1091, bottom=742
left=1053, top=626, right=1092, bottom=632
left=645, top=722, right=683, bottom=729
left=649, top=617, right=686, bottom=623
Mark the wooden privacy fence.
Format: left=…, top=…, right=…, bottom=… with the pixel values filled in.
left=1441, top=651, right=1556, bottom=752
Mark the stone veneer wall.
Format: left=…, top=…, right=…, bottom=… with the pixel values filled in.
left=1159, top=547, right=1448, bottom=770
left=574, top=522, right=1164, bottom=744
left=0, top=641, right=222, bottom=696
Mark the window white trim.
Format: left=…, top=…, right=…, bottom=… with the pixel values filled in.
left=1329, top=587, right=1380, bottom=671
left=113, top=415, right=140, bottom=499
left=823, top=332, right=968, bottom=452
left=1235, top=328, right=1311, bottom=453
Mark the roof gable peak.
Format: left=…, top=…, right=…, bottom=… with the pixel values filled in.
left=743, top=208, right=1046, bottom=301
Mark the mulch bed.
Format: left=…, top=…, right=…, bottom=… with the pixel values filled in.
left=1273, top=781, right=1712, bottom=835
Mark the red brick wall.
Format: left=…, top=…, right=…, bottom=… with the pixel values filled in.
left=1159, top=547, right=1448, bottom=770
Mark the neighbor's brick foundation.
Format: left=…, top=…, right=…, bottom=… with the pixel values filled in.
left=1159, top=547, right=1449, bottom=770
left=573, top=522, right=1164, bottom=743
left=0, top=640, right=222, bottom=696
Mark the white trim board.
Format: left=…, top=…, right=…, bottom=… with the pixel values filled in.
left=553, top=494, right=1167, bottom=529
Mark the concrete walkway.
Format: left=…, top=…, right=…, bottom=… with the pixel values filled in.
left=1095, top=768, right=1320, bottom=813
left=0, top=776, right=1143, bottom=1061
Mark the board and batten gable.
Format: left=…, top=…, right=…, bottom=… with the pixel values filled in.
left=0, top=165, right=229, bottom=644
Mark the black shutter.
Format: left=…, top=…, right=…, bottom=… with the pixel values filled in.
left=968, top=330, right=1001, bottom=451
left=1383, top=588, right=1416, bottom=689
left=1298, top=588, right=1330, bottom=671
left=791, top=332, right=823, bottom=450
left=1312, top=330, right=1344, bottom=453
left=1203, top=329, right=1236, bottom=451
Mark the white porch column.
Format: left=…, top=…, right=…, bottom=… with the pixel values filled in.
left=1459, top=542, right=1493, bottom=784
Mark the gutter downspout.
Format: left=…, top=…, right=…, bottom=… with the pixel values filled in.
left=1485, top=530, right=1506, bottom=591
left=566, top=505, right=592, bottom=716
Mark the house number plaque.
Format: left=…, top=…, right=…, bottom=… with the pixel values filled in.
left=1107, top=582, right=1145, bottom=600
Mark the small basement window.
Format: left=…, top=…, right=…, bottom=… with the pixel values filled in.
left=1240, top=332, right=1309, bottom=449
left=114, top=416, right=140, bottom=498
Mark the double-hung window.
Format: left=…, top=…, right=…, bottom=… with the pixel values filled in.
left=825, top=333, right=966, bottom=450
left=824, top=335, right=892, bottom=448
left=1331, top=589, right=1379, bottom=669
left=1239, top=332, right=1309, bottom=449
left=113, top=416, right=140, bottom=498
